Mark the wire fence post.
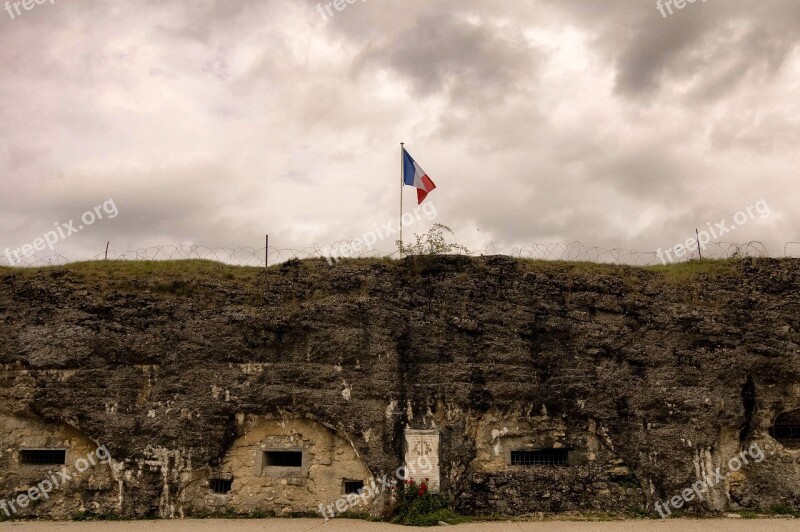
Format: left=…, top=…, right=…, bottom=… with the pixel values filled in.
left=695, top=229, right=702, bottom=261
left=5, top=239, right=780, bottom=268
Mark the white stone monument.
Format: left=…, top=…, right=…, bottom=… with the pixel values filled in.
left=404, top=428, right=440, bottom=492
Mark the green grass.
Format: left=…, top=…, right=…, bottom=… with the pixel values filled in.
left=0, top=257, right=395, bottom=283
left=71, top=511, right=130, bottom=521
left=15, top=506, right=797, bottom=523
left=39, top=259, right=257, bottom=277
left=389, top=481, right=471, bottom=527
left=516, top=256, right=744, bottom=281
left=518, top=258, right=635, bottom=275
left=769, top=503, right=800, bottom=516
left=625, top=506, right=650, bottom=518
left=644, top=258, right=742, bottom=282
left=0, top=256, right=753, bottom=276
left=0, top=256, right=769, bottom=300
left=0, top=259, right=268, bottom=305
left=0, top=259, right=263, bottom=284
left=338, top=509, right=384, bottom=521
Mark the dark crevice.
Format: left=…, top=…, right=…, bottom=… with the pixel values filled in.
left=740, top=374, right=756, bottom=443
left=392, top=325, right=412, bottom=460
left=467, top=366, right=491, bottom=413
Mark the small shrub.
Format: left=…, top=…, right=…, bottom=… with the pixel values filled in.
left=285, top=511, right=320, bottom=518
left=391, top=478, right=469, bottom=526
left=396, top=224, right=470, bottom=256
left=770, top=503, right=794, bottom=515
left=626, top=506, right=648, bottom=518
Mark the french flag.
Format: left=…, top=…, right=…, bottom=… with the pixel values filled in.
left=402, top=147, right=437, bottom=204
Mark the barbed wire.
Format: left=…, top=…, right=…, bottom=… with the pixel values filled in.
left=1, top=240, right=796, bottom=269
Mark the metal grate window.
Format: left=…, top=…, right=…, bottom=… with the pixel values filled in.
left=265, top=451, right=302, bottom=467
left=209, top=478, right=232, bottom=494
left=511, top=449, right=569, bottom=466
left=344, top=480, right=364, bottom=494
left=770, top=413, right=800, bottom=448
left=20, top=449, right=67, bottom=465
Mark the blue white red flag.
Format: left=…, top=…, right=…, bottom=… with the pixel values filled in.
left=402, top=148, right=437, bottom=204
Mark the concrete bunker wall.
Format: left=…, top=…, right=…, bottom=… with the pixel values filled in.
left=456, top=410, right=645, bottom=514
left=184, top=416, right=373, bottom=516
left=2, top=258, right=800, bottom=518
left=0, top=415, right=116, bottom=519
left=729, top=389, right=800, bottom=510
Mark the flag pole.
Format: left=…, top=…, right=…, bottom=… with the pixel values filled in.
left=400, top=142, right=404, bottom=256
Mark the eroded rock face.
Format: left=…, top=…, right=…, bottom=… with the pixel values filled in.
left=0, top=256, right=799, bottom=519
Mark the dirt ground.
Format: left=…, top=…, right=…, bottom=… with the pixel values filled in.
left=1, top=518, right=798, bottom=532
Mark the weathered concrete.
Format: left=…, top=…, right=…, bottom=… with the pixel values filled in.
left=0, top=256, right=799, bottom=519
left=183, top=417, right=372, bottom=516
left=0, top=415, right=116, bottom=517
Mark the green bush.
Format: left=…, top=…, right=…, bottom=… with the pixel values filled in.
left=396, top=224, right=470, bottom=256
left=770, top=503, right=794, bottom=515
left=391, top=479, right=470, bottom=526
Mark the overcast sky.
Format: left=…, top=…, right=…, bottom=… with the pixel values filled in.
left=1, top=0, right=798, bottom=265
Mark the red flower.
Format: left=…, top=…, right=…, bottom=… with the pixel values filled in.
left=418, top=489, right=424, bottom=496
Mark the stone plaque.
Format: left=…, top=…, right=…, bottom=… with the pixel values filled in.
left=404, top=428, right=440, bottom=492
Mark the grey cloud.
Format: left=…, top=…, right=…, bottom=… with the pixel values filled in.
left=0, top=0, right=798, bottom=264
left=549, top=0, right=800, bottom=99
left=354, top=9, right=537, bottom=103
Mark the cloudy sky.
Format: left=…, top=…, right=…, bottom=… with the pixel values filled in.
left=1, top=0, right=799, bottom=265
